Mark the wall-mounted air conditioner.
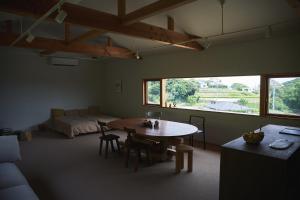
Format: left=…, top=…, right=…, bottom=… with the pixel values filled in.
left=50, top=57, right=79, bottom=66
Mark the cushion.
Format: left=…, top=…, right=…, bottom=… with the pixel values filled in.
left=78, top=109, right=89, bottom=116
left=0, top=163, right=28, bottom=189
left=65, top=109, right=79, bottom=116
left=51, top=108, right=64, bottom=120
left=88, top=106, right=100, bottom=115
left=0, top=185, right=39, bottom=200
left=0, top=136, right=21, bottom=163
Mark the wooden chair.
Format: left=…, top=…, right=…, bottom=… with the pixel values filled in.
left=98, top=121, right=121, bottom=158
left=189, top=115, right=206, bottom=149
left=124, top=127, right=159, bottom=172
left=145, top=111, right=162, bottom=119
left=175, top=144, right=193, bottom=173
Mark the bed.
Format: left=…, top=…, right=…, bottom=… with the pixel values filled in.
left=51, top=107, right=119, bottom=138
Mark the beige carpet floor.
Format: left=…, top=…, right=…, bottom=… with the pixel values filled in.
left=16, top=131, right=220, bottom=200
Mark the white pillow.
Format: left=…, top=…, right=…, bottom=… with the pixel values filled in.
left=0, top=136, right=21, bottom=163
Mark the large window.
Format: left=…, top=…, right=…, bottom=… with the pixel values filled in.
left=143, top=79, right=161, bottom=105
left=267, top=76, right=300, bottom=117
left=164, top=76, right=260, bottom=115
left=142, top=74, right=300, bottom=119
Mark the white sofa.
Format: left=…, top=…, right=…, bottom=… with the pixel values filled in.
left=0, top=136, right=39, bottom=200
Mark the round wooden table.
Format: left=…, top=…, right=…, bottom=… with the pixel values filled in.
left=108, top=118, right=198, bottom=161
left=107, top=118, right=198, bottom=138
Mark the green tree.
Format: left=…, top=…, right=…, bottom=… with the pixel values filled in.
left=166, top=79, right=199, bottom=103
left=277, top=78, right=300, bottom=111
left=186, top=94, right=201, bottom=105
left=238, top=98, right=248, bottom=106
left=231, top=83, right=248, bottom=91
left=148, top=81, right=160, bottom=103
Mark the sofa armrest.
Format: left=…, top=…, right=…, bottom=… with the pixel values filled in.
left=0, top=136, right=21, bottom=163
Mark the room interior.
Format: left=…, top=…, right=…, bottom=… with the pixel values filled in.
left=0, top=0, right=300, bottom=200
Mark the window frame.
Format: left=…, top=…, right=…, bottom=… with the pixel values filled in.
left=142, top=79, right=162, bottom=106
left=142, top=73, right=300, bottom=120
left=262, top=73, right=300, bottom=119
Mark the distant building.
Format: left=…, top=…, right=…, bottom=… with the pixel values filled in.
left=199, top=81, right=208, bottom=88
left=241, top=87, right=255, bottom=92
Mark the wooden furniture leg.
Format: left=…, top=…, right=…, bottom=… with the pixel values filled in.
left=110, top=140, right=115, bottom=152
left=188, top=151, right=193, bottom=172
left=116, top=139, right=121, bottom=154
left=105, top=141, right=109, bottom=158
left=176, top=151, right=181, bottom=173
left=135, top=148, right=140, bottom=172
left=175, top=144, right=193, bottom=173
left=125, top=147, right=130, bottom=168
left=99, top=139, right=103, bottom=155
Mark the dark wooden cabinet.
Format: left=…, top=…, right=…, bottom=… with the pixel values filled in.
left=219, top=124, right=300, bottom=200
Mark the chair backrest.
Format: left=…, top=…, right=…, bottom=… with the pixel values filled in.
left=98, top=121, right=107, bottom=137
left=145, top=111, right=162, bottom=119
left=189, top=115, right=205, bottom=133
left=124, top=127, right=136, bottom=145
left=124, top=127, right=136, bottom=136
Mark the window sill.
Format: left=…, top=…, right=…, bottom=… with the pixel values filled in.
left=266, top=113, right=300, bottom=120
left=142, top=104, right=300, bottom=120
left=143, top=104, right=260, bottom=117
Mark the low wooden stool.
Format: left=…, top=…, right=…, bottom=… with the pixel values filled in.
left=175, top=144, right=193, bottom=173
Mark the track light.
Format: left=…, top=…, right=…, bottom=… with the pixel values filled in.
left=26, top=32, right=35, bottom=43
left=135, top=50, right=142, bottom=60
left=55, top=7, right=68, bottom=24
left=201, top=37, right=211, bottom=49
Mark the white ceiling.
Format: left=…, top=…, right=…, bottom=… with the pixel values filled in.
left=78, top=0, right=300, bottom=54
left=1, top=0, right=300, bottom=58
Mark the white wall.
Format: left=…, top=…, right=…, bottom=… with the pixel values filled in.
left=0, top=48, right=104, bottom=130
left=102, top=34, right=300, bottom=145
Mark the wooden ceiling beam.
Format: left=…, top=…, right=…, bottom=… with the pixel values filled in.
left=64, top=22, right=70, bottom=42
left=118, top=0, right=126, bottom=17
left=0, top=33, right=135, bottom=59
left=40, top=22, right=71, bottom=55
left=69, top=29, right=106, bottom=44
left=0, top=1, right=203, bottom=51
left=122, top=0, right=196, bottom=25
left=167, top=16, right=174, bottom=31
left=107, top=37, right=112, bottom=47
left=41, top=27, right=106, bottom=55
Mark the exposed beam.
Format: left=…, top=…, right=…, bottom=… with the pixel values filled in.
left=122, top=0, right=196, bottom=25
left=40, top=27, right=106, bottom=55
left=286, top=0, right=300, bottom=16
left=107, top=37, right=112, bottom=46
left=69, top=29, right=106, bottom=44
left=0, top=1, right=203, bottom=51
left=167, top=16, right=174, bottom=31
left=64, top=22, right=70, bottom=42
left=0, top=33, right=135, bottom=59
left=118, top=0, right=126, bottom=17
left=40, top=22, right=71, bottom=55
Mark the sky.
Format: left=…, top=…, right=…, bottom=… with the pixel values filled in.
left=271, top=78, right=296, bottom=84
left=173, top=76, right=298, bottom=89
left=183, top=76, right=261, bottom=89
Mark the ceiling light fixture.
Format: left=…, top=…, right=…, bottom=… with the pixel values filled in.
left=201, top=37, right=211, bottom=49
left=26, top=32, right=35, bottom=43
left=55, top=7, right=68, bottom=24
left=135, top=50, right=142, bottom=60
left=10, top=0, right=67, bottom=46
